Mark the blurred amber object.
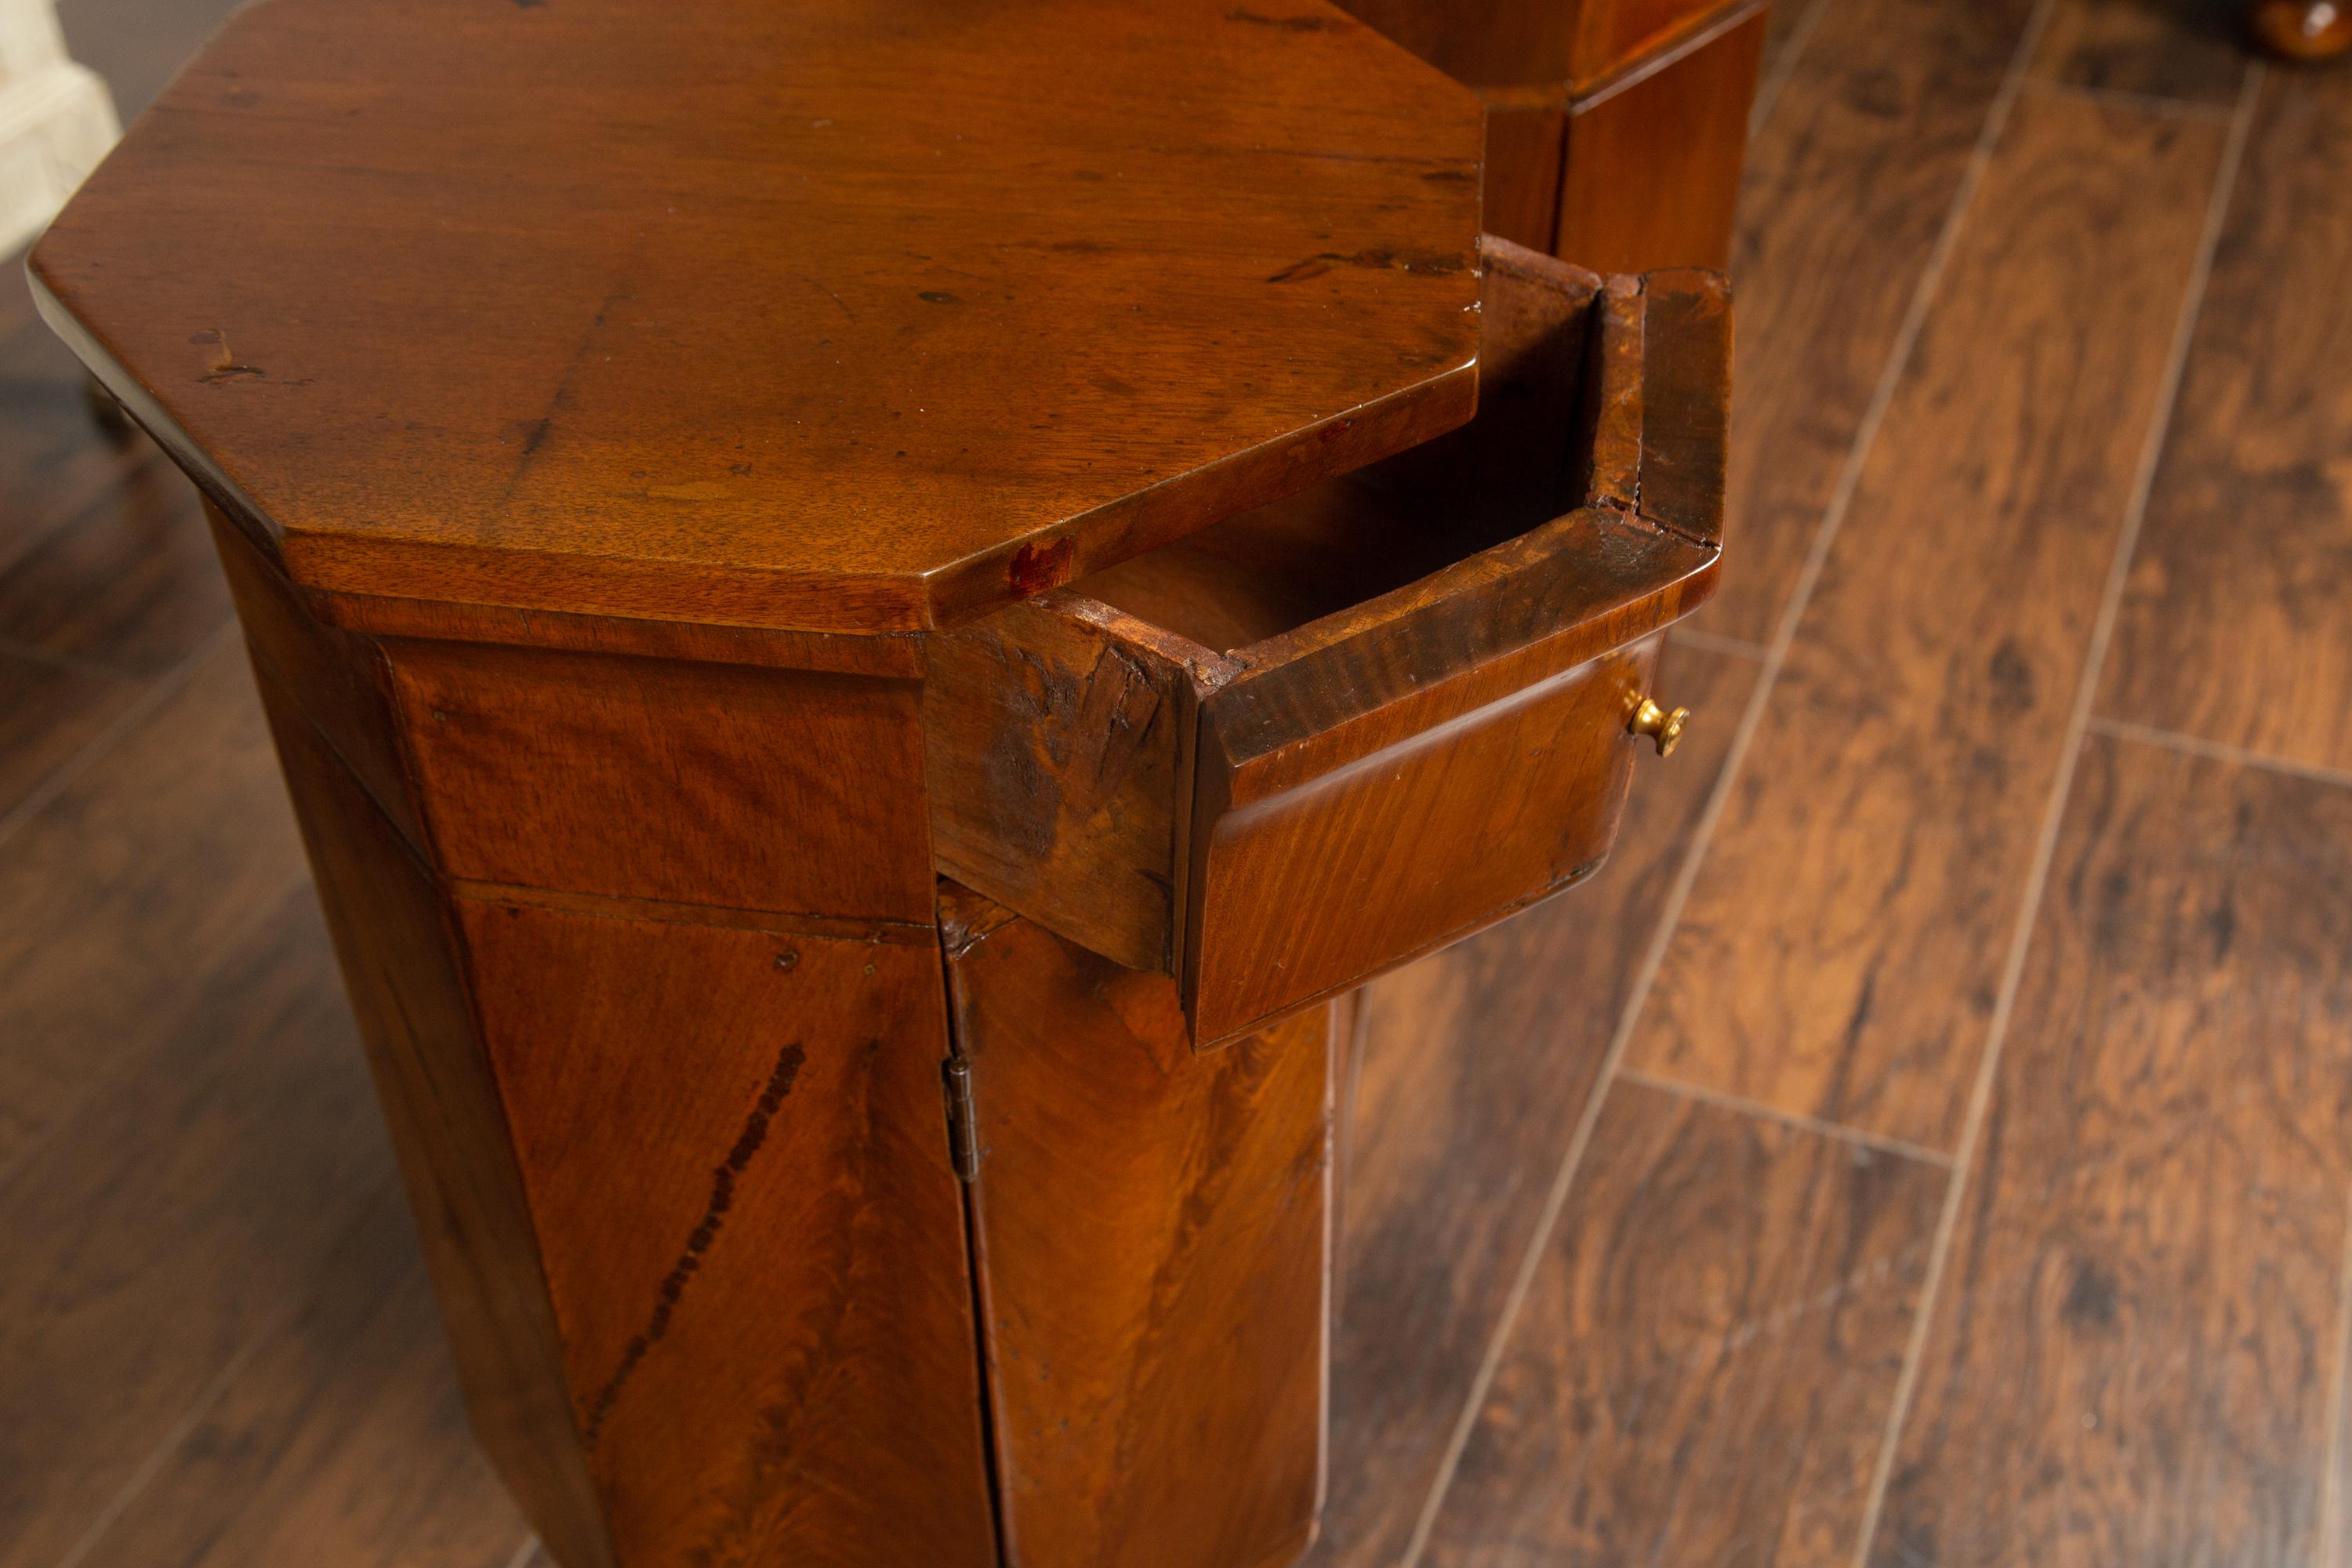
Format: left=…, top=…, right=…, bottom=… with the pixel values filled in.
left=2253, top=0, right=2352, bottom=60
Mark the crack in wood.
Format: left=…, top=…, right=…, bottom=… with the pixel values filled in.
left=582, top=1038, right=808, bottom=1444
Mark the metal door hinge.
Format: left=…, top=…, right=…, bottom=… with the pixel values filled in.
left=942, top=1057, right=981, bottom=1182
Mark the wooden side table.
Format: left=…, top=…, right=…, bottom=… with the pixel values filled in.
left=31, top=2, right=1730, bottom=1563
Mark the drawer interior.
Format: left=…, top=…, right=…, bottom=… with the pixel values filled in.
left=1073, top=261, right=1595, bottom=656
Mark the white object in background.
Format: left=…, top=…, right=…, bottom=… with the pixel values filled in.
left=0, top=0, right=117, bottom=256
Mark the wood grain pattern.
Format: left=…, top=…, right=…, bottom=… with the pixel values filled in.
left=0, top=637, right=307, bottom=1169
left=1192, top=637, right=1657, bottom=1046
left=1870, top=735, right=2352, bottom=1568
left=312, top=588, right=926, bottom=679
left=73, top=1188, right=535, bottom=1568
left=459, top=901, right=996, bottom=1568
left=256, top=669, right=614, bottom=1568
left=2098, top=63, right=2352, bottom=775
left=250, top=576, right=1003, bottom=1566
left=1631, top=271, right=1734, bottom=545
left=31, top=0, right=1486, bottom=633
left=0, top=889, right=388, bottom=1568
left=383, top=640, right=935, bottom=922
left=1632, top=93, right=2227, bottom=1151
left=2030, top=0, right=2251, bottom=104
left=1555, top=6, right=1768, bottom=274
left=942, top=889, right=1332, bottom=1568
left=1308, top=640, right=1759, bottom=1568
left=1426, top=1080, right=1946, bottom=1568
left=1700, top=0, right=2041, bottom=643
left=924, top=592, right=1221, bottom=975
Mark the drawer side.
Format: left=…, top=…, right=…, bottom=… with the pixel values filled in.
left=924, top=592, right=1236, bottom=974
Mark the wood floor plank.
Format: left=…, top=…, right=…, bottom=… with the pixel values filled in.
left=1630, top=93, right=2229, bottom=1152
left=80, top=1187, right=534, bottom=1568
left=1867, top=734, right=2352, bottom=1568
left=2029, top=0, right=2249, bottom=106
left=0, top=635, right=310, bottom=1168
left=0, top=470, right=232, bottom=677
left=1423, top=1080, right=1947, bottom=1568
left=0, top=887, right=395, bottom=1568
left=1307, top=641, right=1759, bottom=1568
left=2098, top=64, right=2352, bottom=775
left=0, top=647, right=135, bottom=820
left=1697, top=0, right=2038, bottom=644
left=1763, top=0, right=1821, bottom=68
left=0, top=289, right=176, bottom=580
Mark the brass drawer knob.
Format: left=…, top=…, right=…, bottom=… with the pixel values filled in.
left=1628, top=697, right=1689, bottom=757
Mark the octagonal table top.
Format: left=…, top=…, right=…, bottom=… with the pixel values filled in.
left=31, top=0, right=1485, bottom=633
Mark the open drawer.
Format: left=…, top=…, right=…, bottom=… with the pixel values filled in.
left=924, top=237, right=1728, bottom=1048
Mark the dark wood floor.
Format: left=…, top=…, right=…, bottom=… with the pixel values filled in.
left=2, top=0, right=2346, bottom=1564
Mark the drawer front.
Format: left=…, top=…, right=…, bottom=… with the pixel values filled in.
left=1188, top=641, right=1655, bottom=1046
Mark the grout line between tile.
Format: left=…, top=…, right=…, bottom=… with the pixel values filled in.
left=1617, top=1067, right=1956, bottom=1168
left=2086, top=715, right=2352, bottom=794
left=1846, top=57, right=2265, bottom=1568
left=1665, top=625, right=1770, bottom=662
left=1394, top=7, right=2066, bottom=1557
left=1749, top=0, right=1834, bottom=134
left=0, top=622, right=236, bottom=855
left=2319, top=1181, right=2352, bottom=1568
left=2018, top=75, right=2241, bottom=124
